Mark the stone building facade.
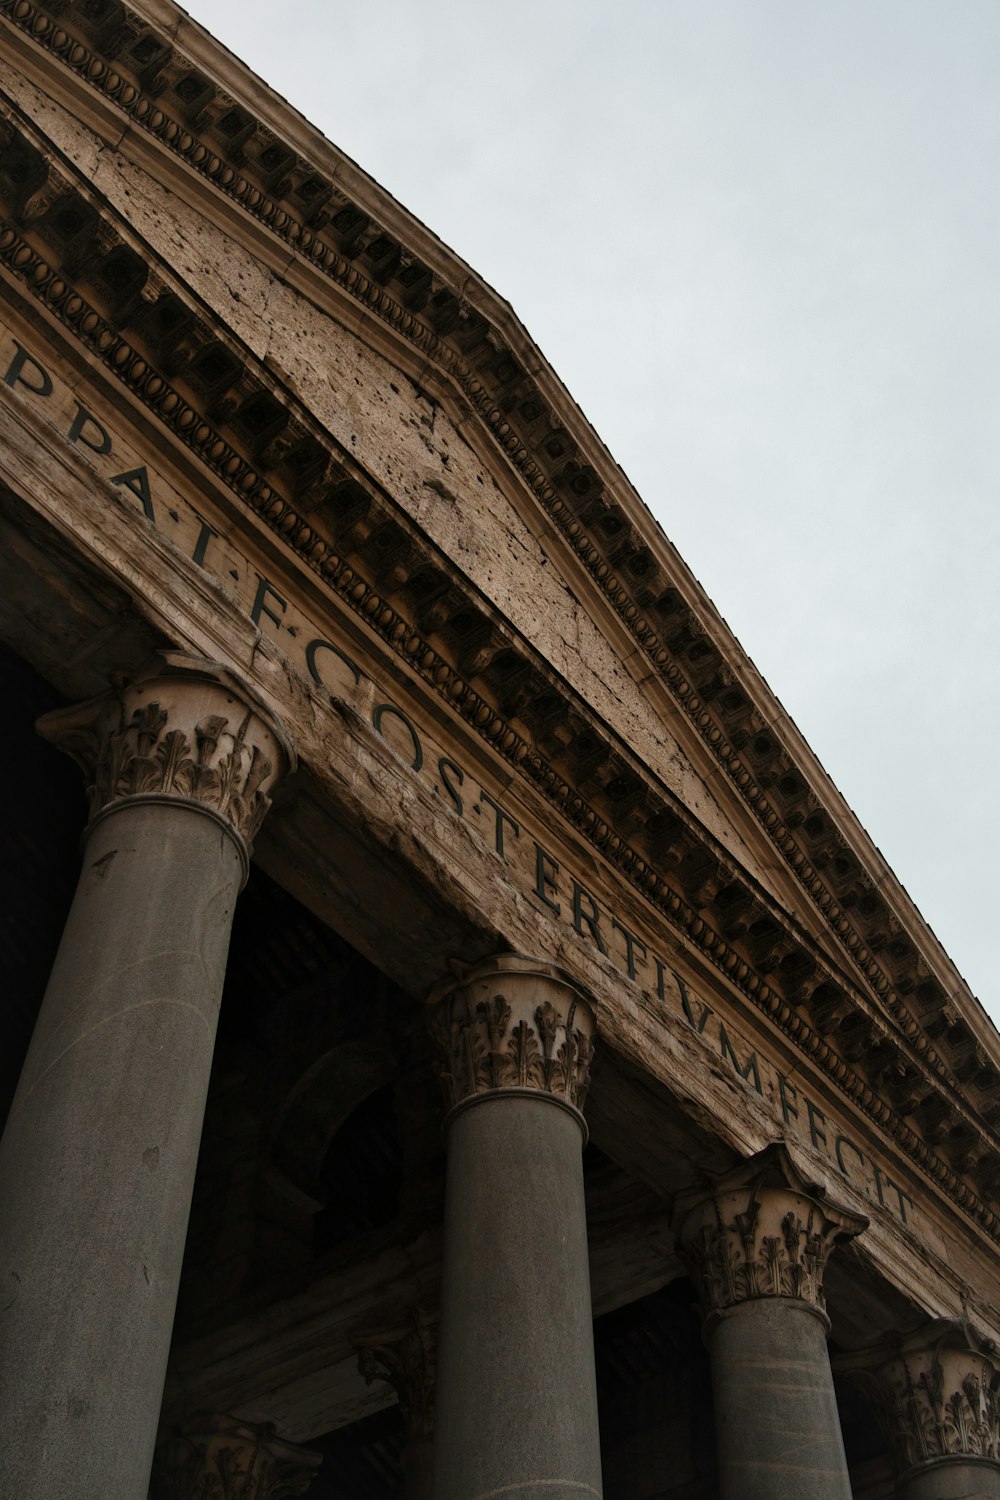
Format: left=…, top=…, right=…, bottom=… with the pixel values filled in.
left=1, top=3, right=999, bottom=1497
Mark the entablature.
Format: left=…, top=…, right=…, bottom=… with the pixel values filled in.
left=1, top=349, right=999, bottom=1337
left=2, top=0, right=1000, bottom=1300
left=1, top=0, right=993, bottom=1148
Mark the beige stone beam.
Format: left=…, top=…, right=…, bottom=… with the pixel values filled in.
left=0, top=394, right=995, bottom=1348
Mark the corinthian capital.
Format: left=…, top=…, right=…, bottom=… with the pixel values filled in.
left=675, top=1141, right=868, bottom=1324
left=150, top=1412, right=322, bottom=1498
left=37, top=652, right=295, bottom=855
left=426, top=952, right=596, bottom=1119
left=355, top=1308, right=437, bottom=1442
left=838, top=1319, right=1000, bottom=1474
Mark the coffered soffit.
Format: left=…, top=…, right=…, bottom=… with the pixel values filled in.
left=2, top=0, right=1000, bottom=1248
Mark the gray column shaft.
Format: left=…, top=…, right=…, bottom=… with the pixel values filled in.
left=707, top=1298, right=852, bottom=1500
left=901, top=1460, right=1000, bottom=1499
left=433, top=1094, right=602, bottom=1500
left=0, top=799, right=243, bottom=1500
left=404, top=1434, right=434, bottom=1500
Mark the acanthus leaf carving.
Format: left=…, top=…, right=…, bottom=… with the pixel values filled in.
left=838, top=1320, right=1000, bottom=1475
left=0, top=49, right=993, bottom=1243
left=427, top=954, right=596, bottom=1117
left=354, top=1308, right=437, bottom=1442
left=2, top=90, right=997, bottom=1254
left=37, top=654, right=294, bottom=853
left=150, top=1412, right=322, bottom=1500
left=675, top=1142, right=868, bottom=1324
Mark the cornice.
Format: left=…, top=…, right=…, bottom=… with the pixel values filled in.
left=1, top=0, right=993, bottom=1094
left=4, top=0, right=993, bottom=1100
left=2, top=28, right=1000, bottom=1244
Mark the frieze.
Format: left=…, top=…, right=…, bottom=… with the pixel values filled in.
left=1, top=312, right=999, bottom=1245
left=0, top=85, right=983, bottom=1146
left=0, top=0, right=984, bottom=1106
left=0, top=110, right=974, bottom=1154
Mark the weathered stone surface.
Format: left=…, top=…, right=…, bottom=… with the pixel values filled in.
left=676, top=1144, right=867, bottom=1500
left=0, top=50, right=789, bottom=908
left=2, top=389, right=994, bottom=1360
left=0, top=664, right=292, bottom=1500
left=38, top=651, right=294, bottom=856
left=708, top=1296, right=854, bottom=1500
left=432, top=954, right=602, bottom=1500
left=902, top=1460, right=1000, bottom=1499
left=151, top=1412, right=322, bottom=1499
left=435, top=1092, right=603, bottom=1500
left=675, top=1141, right=869, bottom=1323
left=427, top=951, right=595, bottom=1119
left=3, top=6, right=1000, bottom=1494
left=839, top=1319, right=1000, bottom=1498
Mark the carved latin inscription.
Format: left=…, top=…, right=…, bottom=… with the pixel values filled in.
left=675, top=1142, right=868, bottom=1322
left=427, top=952, right=596, bottom=1116
left=840, top=1320, right=1000, bottom=1474
left=37, top=652, right=294, bottom=851
left=150, top=1412, right=322, bottom=1499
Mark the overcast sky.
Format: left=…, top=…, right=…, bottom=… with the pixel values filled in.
left=185, top=1, right=1000, bottom=1016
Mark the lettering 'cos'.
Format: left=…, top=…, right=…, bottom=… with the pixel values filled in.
left=3, top=335, right=915, bottom=1229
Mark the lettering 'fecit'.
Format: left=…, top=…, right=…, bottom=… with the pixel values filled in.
left=2, top=331, right=917, bottom=1230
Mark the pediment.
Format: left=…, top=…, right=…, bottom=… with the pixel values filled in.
left=3, top=0, right=1000, bottom=1252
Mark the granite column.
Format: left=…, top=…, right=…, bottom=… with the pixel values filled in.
left=428, top=953, right=602, bottom=1500
left=0, top=653, right=294, bottom=1500
left=676, top=1142, right=867, bottom=1500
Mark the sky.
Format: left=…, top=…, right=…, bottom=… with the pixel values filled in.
left=183, top=0, right=1000, bottom=1015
